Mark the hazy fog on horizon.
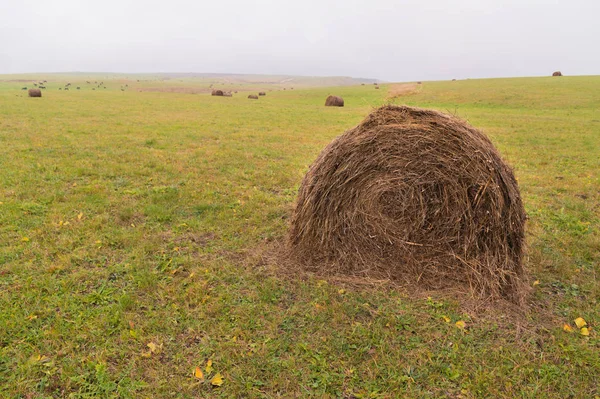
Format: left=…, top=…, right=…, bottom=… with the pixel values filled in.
left=1, top=0, right=598, bottom=82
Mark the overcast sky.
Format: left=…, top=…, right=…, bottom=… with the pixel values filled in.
left=0, top=0, right=598, bottom=81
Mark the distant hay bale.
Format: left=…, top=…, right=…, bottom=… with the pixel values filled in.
left=375, top=86, right=380, bottom=89
left=552, top=71, right=562, bottom=76
left=452, top=79, right=457, bottom=81
left=417, top=81, right=422, bottom=84
left=211, top=90, right=224, bottom=96
left=28, top=88, right=42, bottom=97
left=223, top=91, right=233, bottom=97
left=258, top=92, right=266, bottom=96
left=361, top=83, right=365, bottom=86
left=248, top=94, right=258, bottom=99
left=287, top=105, right=527, bottom=303
left=325, top=95, right=344, bottom=107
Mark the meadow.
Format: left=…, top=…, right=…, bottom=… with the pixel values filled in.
left=0, top=74, right=599, bottom=398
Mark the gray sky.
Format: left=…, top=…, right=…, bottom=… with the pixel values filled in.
left=1, top=0, right=598, bottom=81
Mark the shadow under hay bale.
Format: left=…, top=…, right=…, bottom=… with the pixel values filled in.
left=552, top=71, right=563, bottom=76
left=211, top=90, right=224, bottom=96
left=287, top=105, right=527, bottom=303
left=248, top=94, right=258, bottom=99
left=28, top=88, right=42, bottom=97
left=325, top=95, right=344, bottom=107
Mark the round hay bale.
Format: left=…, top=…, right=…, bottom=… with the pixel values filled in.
left=552, top=71, right=562, bottom=76
left=375, top=86, right=380, bottom=89
left=325, top=95, right=344, bottom=107
left=248, top=94, right=258, bottom=99
left=28, top=88, right=42, bottom=97
left=211, top=90, right=224, bottom=96
left=258, top=92, right=266, bottom=96
left=287, top=105, right=527, bottom=303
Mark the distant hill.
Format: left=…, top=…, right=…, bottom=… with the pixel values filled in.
left=0, top=72, right=382, bottom=88
left=152, top=73, right=382, bottom=87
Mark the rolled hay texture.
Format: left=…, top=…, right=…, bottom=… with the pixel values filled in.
left=288, top=105, right=527, bottom=302
left=28, top=88, right=42, bottom=97
left=211, top=90, right=224, bottom=96
left=248, top=94, right=258, bottom=99
left=325, top=95, right=344, bottom=107
left=258, top=92, right=266, bottom=96
left=552, top=71, right=562, bottom=76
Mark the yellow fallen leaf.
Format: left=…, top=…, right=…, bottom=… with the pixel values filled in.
left=563, top=324, right=574, bottom=333
left=26, top=315, right=38, bottom=320
left=188, top=272, right=195, bottom=278
left=338, top=289, right=346, bottom=294
left=210, top=372, right=223, bottom=387
left=533, top=280, right=540, bottom=286
left=36, top=355, right=50, bottom=363
left=72, top=182, right=77, bottom=187
left=205, top=359, right=213, bottom=373
left=64, top=221, right=70, bottom=226
left=21, top=237, right=29, bottom=242
left=194, top=366, right=204, bottom=380
left=77, top=212, right=83, bottom=220
left=575, top=317, right=587, bottom=329
left=455, top=320, right=466, bottom=329
left=442, top=316, right=451, bottom=323
left=147, top=342, right=158, bottom=353
left=580, top=327, right=590, bottom=336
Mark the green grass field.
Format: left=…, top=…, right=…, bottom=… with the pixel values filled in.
left=1, top=74, right=599, bottom=398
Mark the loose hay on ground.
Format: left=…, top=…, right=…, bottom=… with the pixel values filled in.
left=287, top=105, right=527, bottom=304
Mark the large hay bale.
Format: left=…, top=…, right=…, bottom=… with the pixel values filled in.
left=287, top=105, right=526, bottom=302
left=248, top=94, right=258, bottom=99
left=258, top=92, right=266, bottom=96
left=552, top=71, right=562, bottom=76
left=325, top=95, right=344, bottom=107
left=28, top=88, right=42, bottom=97
left=211, top=90, right=224, bottom=96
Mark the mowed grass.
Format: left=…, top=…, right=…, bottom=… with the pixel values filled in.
left=1, top=75, right=599, bottom=398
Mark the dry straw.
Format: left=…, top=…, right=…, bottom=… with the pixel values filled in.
left=287, top=105, right=527, bottom=303
left=325, top=95, right=344, bottom=107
